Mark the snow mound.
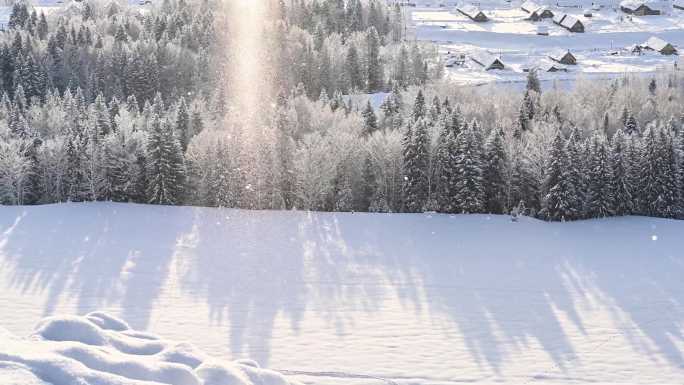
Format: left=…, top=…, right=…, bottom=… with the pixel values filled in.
left=0, top=312, right=301, bottom=385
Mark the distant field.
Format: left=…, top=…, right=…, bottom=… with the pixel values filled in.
left=410, top=0, right=683, bottom=86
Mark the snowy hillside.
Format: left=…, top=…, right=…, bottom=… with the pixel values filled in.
left=1, top=203, right=684, bottom=384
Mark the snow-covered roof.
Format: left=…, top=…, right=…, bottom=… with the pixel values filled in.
left=561, top=14, right=582, bottom=29
left=553, top=13, right=567, bottom=24
left=522, top=0, right=552, bottom=14
left=619, top=0, right=662, bottom=11
left=538, top=60, right=568, bottom=72
left=548, top=48, right=575, bottom=60
left=675, top=0, right=684, bottom=8
left=458, top=4, right=485, bottom=17
left=470, top=52, right=504, bottom=69
left=643, top=36, right=672, bottom=51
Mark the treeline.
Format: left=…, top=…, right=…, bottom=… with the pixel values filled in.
left=4, top=72, right=683, bottom=222
left=398, top=89, right=683, bottom=220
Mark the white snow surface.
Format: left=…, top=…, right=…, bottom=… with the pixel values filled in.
left=0, top=311, right=300, bottom=385
left=1, top=202, right=684, bottom=385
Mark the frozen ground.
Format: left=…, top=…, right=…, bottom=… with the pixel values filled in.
left=1, top=203, right=684, bottom=384
left=410, top=1, right=684, bottom=85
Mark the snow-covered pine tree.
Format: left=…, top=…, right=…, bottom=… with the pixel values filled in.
left=541, top=132, right=578, bottom=221
left=624, top=111, right=639, bottom=136
left=394, top=45, right=409, bottom=89
left=402, top=118, right=429, bottom=212
left=412, top=90, right=426, bottom=122
left=620, top=106, right=629, bottom=127
left=274, top=102, right=296, bottom=209
left=450, top=106, right=463, bottom=137
left=526, top=69, right=541, bottom=94
left=208, top=140, right=234, bottom=208
left=64, top=131, right=88, bottom=202
left=522, top=90, right=536, bottom=120
left=653, top=128, right=680, bottom=218
left=483, top=127, right=507, bottom=214
left=0, top=139, right=33, bottom=205
left=565, top=128, right=586, bottom=219
left=585, top=132, right=615, bottom=218
left=366, top=27, right=383, bottom=93
left=146, top=113, right=185, bottom=205
left=362, top=101, right=378, bottom=136
left=360, top=154, right=376, bottom=211
left=510, top=144, right=539, bottom=215
left=333, top=162, right=354, bottom=212
left=428, top=95, right=441, bottom=124
left=638, top=127, right=660, bottom=216
left=434, top=117, right=455, bottom=212
left=453, top=124, right=485, bottom=213
left=175, top=97, right=190, bottom=151
left=92, top=93, right=111, bottom=138
left=610, top=129, right=634, bottom=216
left=675, top=129, right=684, bottom=213
left=345, top=44, right=363, bottom=92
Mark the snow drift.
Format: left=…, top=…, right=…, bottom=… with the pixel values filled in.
left=0, top=311, right=300, bottom=385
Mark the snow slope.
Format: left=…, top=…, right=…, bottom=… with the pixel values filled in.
left=1, top=203, right=684, bottom=384
left=0, top=311, right=300, bottom=385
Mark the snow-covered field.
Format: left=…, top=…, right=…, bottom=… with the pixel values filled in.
left=410, top=1, right=684, bottom=85
left=2, top=203, right=684, bottom=384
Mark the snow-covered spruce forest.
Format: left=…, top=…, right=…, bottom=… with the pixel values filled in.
left=0, top=0, right=683, bottom=221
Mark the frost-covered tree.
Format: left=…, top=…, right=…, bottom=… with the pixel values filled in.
left=146, top=113, right=185, bottom=205
left=483, top=127, right=507, bottom=214
left=585, top=133, right=615, bottom=218
left=453, top=124, right=484, bottom=213
left=402, top=118, right=429, bottom=212
left=362, top=101, right=378, bottom=136
left=0, top=139, right=33, bottom=204
left=610, top=129, right=634, bottom=216
left=541, top=132, right=578, bottom=221
left=366, top=27, right=383, bottom=92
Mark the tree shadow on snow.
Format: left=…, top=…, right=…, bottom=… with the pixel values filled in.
left=0, top=202, right=193, bottom=330
left=2, top=204, right=684, bottom=379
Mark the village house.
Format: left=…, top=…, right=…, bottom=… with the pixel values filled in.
left=457, top=5, right=489, bottom=22
left=470, top=52, right=505, bottom=70
left=521, top=0, right=554, bottom=19
left=620, top=0, right=661, bottom=15
left=548, top=49, right=577, bottom=65
left=538, top=61, right=568, bottom=72
left=559, top=14, right=584, bottom=32
left=641, top=36, right=677, bottom=55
